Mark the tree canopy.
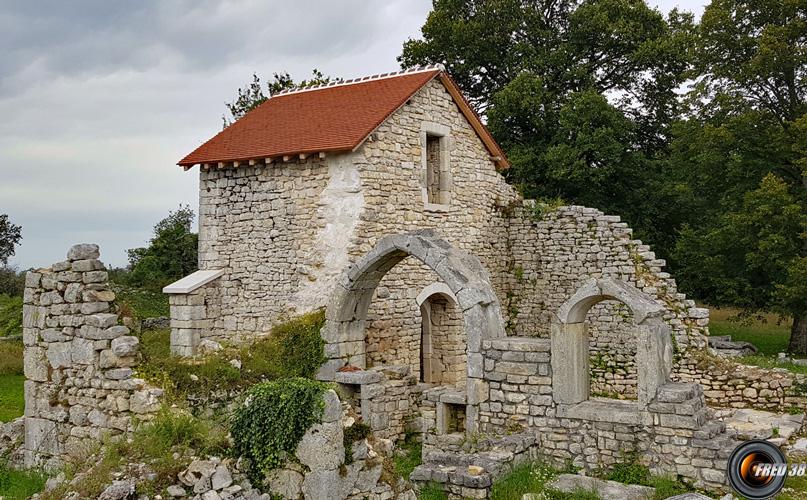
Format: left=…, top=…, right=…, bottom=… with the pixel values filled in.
left=126, top=206, right=198, bottom=291
left=0, top=214, right=22, bottom=266
left=401, top=0, right=807, bottom=352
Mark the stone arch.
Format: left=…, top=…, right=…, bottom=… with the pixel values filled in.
left=416, top=282, right=457, bottom=307
left=319, top=229, right=503, bottom=432
left=551, top=278, right=673, bottom=409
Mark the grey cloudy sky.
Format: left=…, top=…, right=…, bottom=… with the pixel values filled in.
left=1, top=0, right=705, bottom=270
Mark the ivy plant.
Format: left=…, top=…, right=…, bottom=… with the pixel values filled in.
left=230, top=378, right=329, bottom=483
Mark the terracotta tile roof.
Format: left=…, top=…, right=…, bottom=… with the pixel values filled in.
left=178, top=67, right=508, bottom=169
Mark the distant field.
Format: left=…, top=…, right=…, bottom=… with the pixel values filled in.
left=708, top=308, right=791, bottom=356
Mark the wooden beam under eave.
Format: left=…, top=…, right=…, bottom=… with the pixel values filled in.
left=283, top=155, right=293, bottom=162
left=202, top=164, right=210, bottom=171
left=318, top=152, right=326, bottom=159
left=248, top=159, right=256, bottom=166
left=233, top=161, right=240, bottom=167
left=264, top=157, right=274, bottom=165
left=217, top=162, right=227, bottom=169
left=182, top=165, right=192, bottom=171
left=299, top=153, right=308, bottom=160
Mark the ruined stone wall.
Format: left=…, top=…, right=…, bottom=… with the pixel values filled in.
left=22, top=245, right=162, bottom=467
left=474, top=337, right=733, bottom=492
left=507, top=205, right=710, bottom=398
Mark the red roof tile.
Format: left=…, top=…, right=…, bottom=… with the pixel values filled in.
left=178, top=67, right=508, bottom=169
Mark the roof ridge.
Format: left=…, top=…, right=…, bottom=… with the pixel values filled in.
left=273, top=64, right=445, bottom=97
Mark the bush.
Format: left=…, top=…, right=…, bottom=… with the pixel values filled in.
left=230, top=378, right=329, bottom=483
left=113, top=285, right=170, bottom=320
left=0, top=267, right=24, bottom=297
left=605, top=453, right=650, bottom=485
left=242, top=309, right=327, bottom=379
left=0, top=295, right=22, bottom=337
left=0, top=341, right=23, bottom=376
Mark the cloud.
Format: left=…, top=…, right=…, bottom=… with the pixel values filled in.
left=0, top=0, right=432, bottom=268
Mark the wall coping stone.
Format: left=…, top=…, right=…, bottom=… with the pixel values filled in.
left=163, top=269, right=224, bottom=294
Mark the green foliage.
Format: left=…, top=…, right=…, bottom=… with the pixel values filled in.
left=0, top=340, right=23, bottom=376
left=137, top=311, right=327, bottom=400
left=605, top=453, right=650, bottom=486
left=129, top=407, right=228, bottom=459
left=0, top=464, right=46, bottom=500
left=674, top=174, right=807, bottom=352
left=0, top=295, right=22, bottom=337
left=242, top=310, right=327, bottom=380
left=648, top=475, right=688, bottom=499
left=343, top=422, right=371, bottom=465
left=224, top=70, right=339, bottom=126
left=0, top=215, right=22, bottom=267
left=113, top=285, right=170, bottom=320
left=230, top=378, right=328, bottom=482
left=125, top=206, right=198, bottom=292
left=0, top=267, right=24, bottom=297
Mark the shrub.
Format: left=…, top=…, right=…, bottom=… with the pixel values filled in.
left=0, top=267, right=24, bottom=297
left=605, top=453, right=650, bottom=486
left=0, top=341, right=23, bottom=375
left=242, top=309, right=327, bottom=379
left=0, top=295, right=22, bottom=337
left=343, top=422, right=371, bottom=464
left=113, top=285, right=170, bottom=320
left=230, top=378, right=328, bottom=483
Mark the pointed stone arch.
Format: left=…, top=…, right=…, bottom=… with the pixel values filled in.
left=551, top=278, right=673, bottom=409
left=318, top=229, right=504, bottom=432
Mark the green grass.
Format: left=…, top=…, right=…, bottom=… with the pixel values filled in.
left=393, top=435, right=423, bottom=480
left=0, top=375, right=25, bottom=423
left=709, top=307, right=791, bottom=356
left=490, top=462, right=599, bottom=500
left=418, top=482, right=448, bottom=500
left=0, top=340, right=25, bottom=422
left=136, top=310, right=326, bottom=399
left=0, top=464, right=47, bottom=499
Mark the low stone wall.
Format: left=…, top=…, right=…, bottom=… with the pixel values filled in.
left=466, top=337, right=735, bottom=493
left=676, top=355, right=807, bottom=410
left=22, top=244, right=162, bottom=467
left=334, top=365, right=422, bottom=442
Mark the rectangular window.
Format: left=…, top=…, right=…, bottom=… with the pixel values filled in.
left=426, top=134, right=442, bottom=204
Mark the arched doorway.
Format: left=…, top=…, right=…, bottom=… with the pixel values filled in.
left=319, top=229, right=504, bottom=433
left=551, top=278, right=673, bottom=410
left=416, top=283, right=464, bottom=386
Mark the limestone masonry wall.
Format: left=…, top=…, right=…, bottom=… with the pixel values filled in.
left=507, top=205, right=710, bottom=398
left=22, top=244, right=162, bottom=468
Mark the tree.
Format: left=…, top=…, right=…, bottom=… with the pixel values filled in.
left=223, top=69, right=338, bottom=126
left=670, top=0, right=806, bottom=353
left=0, top=214, right=22, bottom=266
left=674, top=175, right=807, bottom=352
left=126, top=206, right=198, bottom=291
left=400, top=0, right=695, bottom=256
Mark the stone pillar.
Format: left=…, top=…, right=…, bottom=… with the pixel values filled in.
left=168, top=289, right=206, bottom=356
left=550, top=322, right=589, bottom=405
left=636, top=321, right=673, bottom=409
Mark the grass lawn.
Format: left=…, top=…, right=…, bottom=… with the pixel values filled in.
left=0, top=465, right=47, bottom=500
left=0, top=374, right=25, bottom=423
left=709, top=307, right=792, bottom=356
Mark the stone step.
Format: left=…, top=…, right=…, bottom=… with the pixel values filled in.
left=410, top=463, right=492, bottom=489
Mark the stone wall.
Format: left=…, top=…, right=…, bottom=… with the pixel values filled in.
left=22, top=245, right=162, bottom=467
left=193, top=78, right=518, bottom=358
left=469, top=337, right=734, bottom=493
left=507, top=205, right=710, bottom=399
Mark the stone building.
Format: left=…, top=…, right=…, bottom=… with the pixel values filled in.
left=159, top=65, right=797, bottom=496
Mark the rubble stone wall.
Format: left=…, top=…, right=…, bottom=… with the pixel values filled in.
left=506, top=205, right=710, bottom=399
left=194, top=79, right=518, bottom=363
left=22, top=245, right=162, bottom=467
left=473, top=337, right=733, bottom=492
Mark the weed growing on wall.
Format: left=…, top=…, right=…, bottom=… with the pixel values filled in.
left=230, top=378, right=328, bottom=483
